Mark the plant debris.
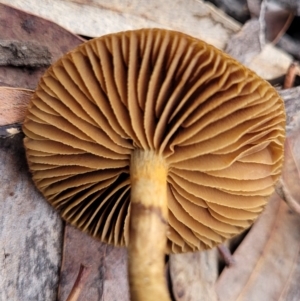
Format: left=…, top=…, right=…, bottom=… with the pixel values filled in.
left=0, top=39, right=51, bottom=67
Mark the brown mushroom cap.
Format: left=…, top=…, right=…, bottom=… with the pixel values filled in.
left=23, top=28, right=285, bottom=253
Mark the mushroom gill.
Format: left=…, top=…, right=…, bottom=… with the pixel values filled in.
left=23, top=28, right=285, bottom=301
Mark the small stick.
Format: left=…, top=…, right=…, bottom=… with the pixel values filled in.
left=283, top=62, right=299, bottom=89
left=66, top=264, right=91, bottom=301
left=217, top=244, right=235, bottom=267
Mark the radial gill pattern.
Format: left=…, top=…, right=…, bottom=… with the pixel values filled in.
left=23, top=28, right=285, bottom=253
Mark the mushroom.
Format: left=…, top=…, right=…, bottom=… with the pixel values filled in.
left=22, top=28, right=285, bottom=301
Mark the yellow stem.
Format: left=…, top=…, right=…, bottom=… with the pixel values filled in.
left=129, top=150, right=170, bottom=301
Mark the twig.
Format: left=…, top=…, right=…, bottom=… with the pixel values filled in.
left=283, top=62, right=300, bottom=89
left=66, top=264, right=91, bottom=301
left=270, top=11, right=294, bottom=45
left=0, top=40, right=51, bottom=67
left=217, top=244, right=235, bottom=267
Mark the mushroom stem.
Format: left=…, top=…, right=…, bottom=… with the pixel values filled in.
left=129, top=149, right=170, bottom=301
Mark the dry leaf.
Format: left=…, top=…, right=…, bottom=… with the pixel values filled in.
left=3, top=0, right=240, bottom=49
left=225, top=19, right=262, bottom=65
left=5, top=0, right=292, bottom=78
left=216, top=194, right=300, bottom=301
left=0, top=3, right=84, bottom=89
left=58, top=225, right=129, bottom=301
left=280, top=86, right=300, bottom=134
left=0, top=135, right=62, bottom=300
left=264, top=6, right=294, bottom=44
left=0, top=87, right=33, bottom=126
left=247, top=0, right=294, bottom=44
left=280, top=133, right=300, bottom=214
left=0, top=4, right=84, bottom=300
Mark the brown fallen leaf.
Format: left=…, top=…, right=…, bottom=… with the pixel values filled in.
left=216, top=194, right=300, bottom=301
left=58, top=225, right=129, bottom=301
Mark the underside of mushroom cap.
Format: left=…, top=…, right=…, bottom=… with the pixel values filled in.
left=23, top=28, right=285, bottom=253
